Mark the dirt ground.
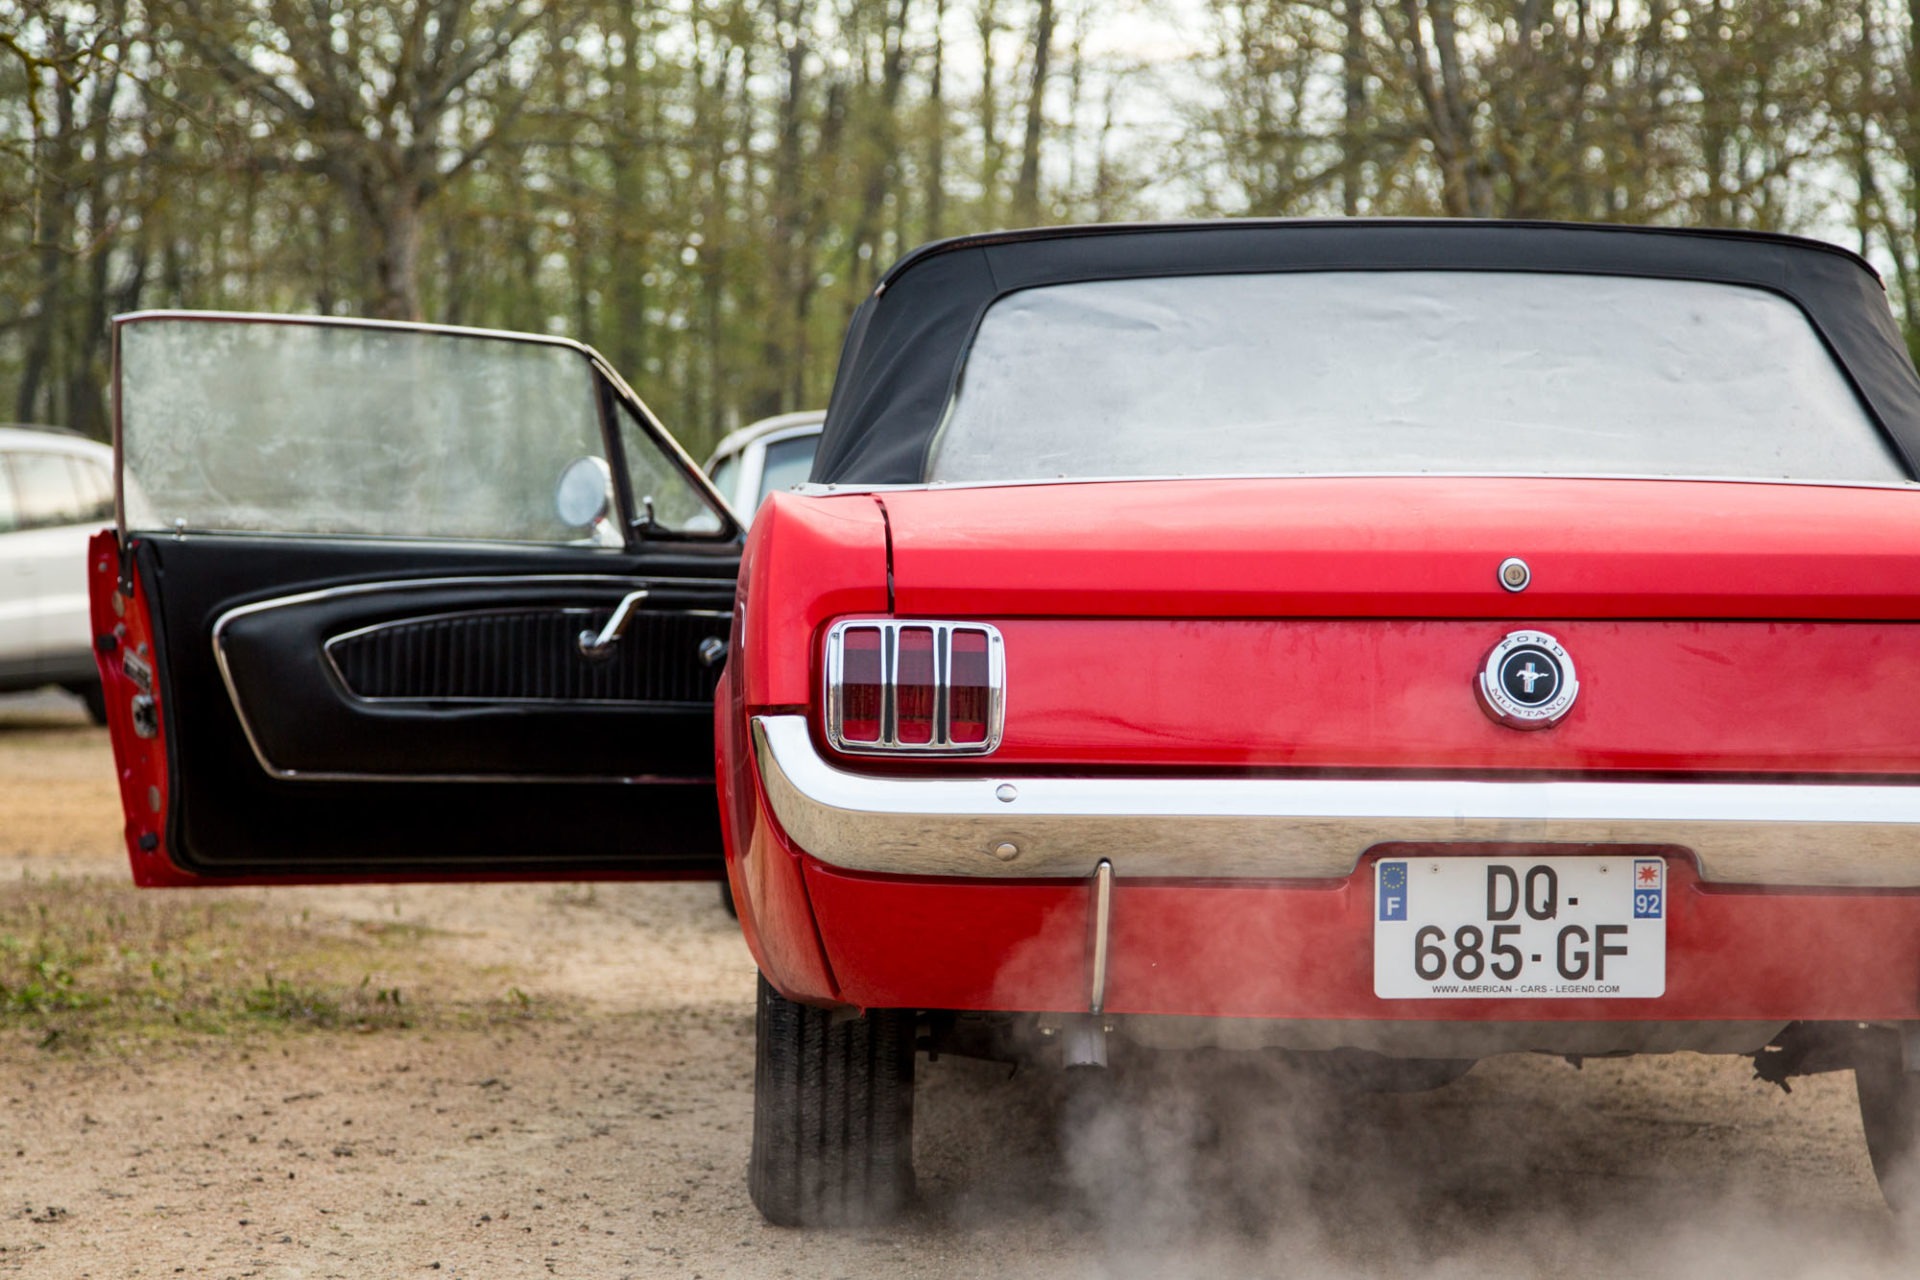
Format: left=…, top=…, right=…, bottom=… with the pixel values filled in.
left=3, top=693, right=1917, bottom=1278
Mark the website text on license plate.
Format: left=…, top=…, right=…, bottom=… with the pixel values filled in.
left=1373, top=856, right=1667, bottom=999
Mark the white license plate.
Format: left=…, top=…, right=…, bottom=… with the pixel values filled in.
left=1373, top=856, right=1666, bottom=999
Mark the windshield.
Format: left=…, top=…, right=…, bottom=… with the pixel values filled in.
left=927, top=272, right=1907, bottom=485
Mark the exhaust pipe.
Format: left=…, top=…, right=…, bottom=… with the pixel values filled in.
left=1061, top=859, right=1114, bottom=1069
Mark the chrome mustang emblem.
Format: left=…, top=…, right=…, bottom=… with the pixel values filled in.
left=1478, top=630, right=1578, bottom=730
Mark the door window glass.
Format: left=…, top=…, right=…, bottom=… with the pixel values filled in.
left=617, top=400, right=725, bottom=534
left=121, top=319, right=616, bottom=543
left=13, top=451, right=85, bottom=529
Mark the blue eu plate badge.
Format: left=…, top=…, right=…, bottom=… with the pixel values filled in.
left=1378, top=861, right=1408, bottom=921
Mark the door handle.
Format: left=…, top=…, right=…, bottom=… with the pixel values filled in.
left=577, top=589, right=649, bottom=660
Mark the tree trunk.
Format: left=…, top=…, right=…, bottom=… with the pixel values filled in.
left=926, top=0, right=947, bottom=239
left=17, top=32, right=77, bottom=426
left=1398, top=0, right=1471, bottom=217
left=607, top=0, right=652, bottom=375
left=1425, top=0, right=1490, bottom=215
left=977, top=0, right=1002, bottom=216
left=371, top=189, right=426, bottom=321
left=850, top=0, right=912, bottom=293
left=1012, top=0, right=1054, bottom=224
left=1900, top=0, right=1920, bottom=316
left=1340, top=0, right=1368, bottom=215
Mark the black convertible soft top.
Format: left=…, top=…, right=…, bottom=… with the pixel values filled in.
left=811, top=219, right=1920, bottom=485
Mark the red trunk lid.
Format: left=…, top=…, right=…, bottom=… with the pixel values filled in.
left=876, top=478, right=1920, bottom=775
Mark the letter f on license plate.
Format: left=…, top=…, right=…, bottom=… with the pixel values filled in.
left=1372, top=856, right=1667, bottom=999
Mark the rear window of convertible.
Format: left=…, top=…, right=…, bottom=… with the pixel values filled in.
left=925, top=272, right=1909, bottom=485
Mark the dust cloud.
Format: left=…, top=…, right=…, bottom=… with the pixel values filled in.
left=912, top=1047, right=1915, bottom=1279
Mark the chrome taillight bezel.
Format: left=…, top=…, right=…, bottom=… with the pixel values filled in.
left=823, top=619, right=1006, bottom=755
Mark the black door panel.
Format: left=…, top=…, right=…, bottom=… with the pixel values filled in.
left=140, top=536, right=737, bottom=879
left=217, top=577, right=727, bottom=779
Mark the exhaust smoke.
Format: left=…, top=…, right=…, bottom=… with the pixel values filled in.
left=914, top=1047, right=1917, bottom=1278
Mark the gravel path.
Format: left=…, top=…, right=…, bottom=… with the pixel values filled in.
left=2, top=699, right=1915, bottom=1277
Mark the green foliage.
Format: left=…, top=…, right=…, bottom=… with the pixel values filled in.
left=0, top=0, right=1149, bottom=457
left=2, top=0, right=1916, bottom=459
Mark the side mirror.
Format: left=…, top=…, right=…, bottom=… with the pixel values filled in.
left=555, top=456, right=613, bottom=529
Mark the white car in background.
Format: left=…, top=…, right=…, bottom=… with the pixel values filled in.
left=0, top=426, right=117, bottom=722
left=704, top=411, right=823, bottom=523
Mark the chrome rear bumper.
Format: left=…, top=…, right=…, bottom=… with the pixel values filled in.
left=751, top=714, right=1920, bottom=887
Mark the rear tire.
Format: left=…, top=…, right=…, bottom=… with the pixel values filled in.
left=748, top=974, right=915, bottom=1227
left=1855, top=1032, right=1920, bottom=1218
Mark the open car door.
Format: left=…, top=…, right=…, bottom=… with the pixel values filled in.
left=92, top=312, right=742, bottom=885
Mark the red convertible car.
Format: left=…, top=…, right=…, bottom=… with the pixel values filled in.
left=93, top=222, right=1920, bottom=1227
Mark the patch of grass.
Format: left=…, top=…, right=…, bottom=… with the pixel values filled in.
left=0, top=951, right=108, bottom=1013
left=238, top=973, right=414, bottom=1029
left=241, top=974, right=345, bottom=1026
left=352, top=920, right=445, bottom=945
left=0, top=873, right=543, bottom=1050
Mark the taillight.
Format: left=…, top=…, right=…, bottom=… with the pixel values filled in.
left=894, top=627, right=937, bottom=745
left=824, top=620, right=1005, bottom=754
left=947, top=629, right=992, bottom=745
left=838, top=626, right=885, bottom=743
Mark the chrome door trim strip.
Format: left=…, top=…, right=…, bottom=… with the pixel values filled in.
left=115, top=307, right=609, bottom=353
left=213, top=575, right=722, bottom=783
left=751, top=714, right=1920, bottom=887
left=319, top=602, right=729, bottom=706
